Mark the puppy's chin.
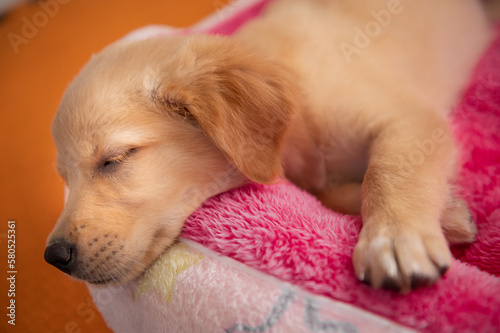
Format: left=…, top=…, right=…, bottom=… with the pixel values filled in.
left=79, top=228, right=178, bottom=286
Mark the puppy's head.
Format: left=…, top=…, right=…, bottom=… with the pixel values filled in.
left=45, top=35, right=299, bottom=284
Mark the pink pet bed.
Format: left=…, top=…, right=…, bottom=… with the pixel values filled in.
left=89, top=1, right=500, bottom=332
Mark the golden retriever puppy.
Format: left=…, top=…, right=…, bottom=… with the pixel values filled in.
left=45, top=0, right=490, bottom=292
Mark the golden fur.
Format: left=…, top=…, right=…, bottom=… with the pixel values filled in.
left=46, top=0, right=491, bottom=291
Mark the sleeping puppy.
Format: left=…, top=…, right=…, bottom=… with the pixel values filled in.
left=45, top=0, right=490, bottom=292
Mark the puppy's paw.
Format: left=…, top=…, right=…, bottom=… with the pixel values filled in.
left=352, top=224, right=452, bottom=293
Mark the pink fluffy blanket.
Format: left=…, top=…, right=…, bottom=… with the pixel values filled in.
left=90, top=1, right=500, bottom=332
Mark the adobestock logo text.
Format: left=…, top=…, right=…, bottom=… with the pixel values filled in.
left=7, top=0, right=71, bottom=54
left=339, top=0, right=413, bottom=63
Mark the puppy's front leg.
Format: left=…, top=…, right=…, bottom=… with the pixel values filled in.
left=353, top=110, right=454, bottom=292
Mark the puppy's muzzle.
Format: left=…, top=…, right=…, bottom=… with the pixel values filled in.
left=44, top=239, right=77, bottom=275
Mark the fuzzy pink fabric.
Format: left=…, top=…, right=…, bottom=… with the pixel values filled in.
left=450, top=27, right=500, bottom=275
left=181, top=25, right=500, bottom=333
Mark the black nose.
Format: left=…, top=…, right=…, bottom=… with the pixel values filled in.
left=44, top=240, right=77, bottom=275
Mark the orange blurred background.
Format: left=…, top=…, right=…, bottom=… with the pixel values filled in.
left=0, top=0, right=228, bottom=332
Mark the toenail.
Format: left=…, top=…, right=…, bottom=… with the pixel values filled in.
left=382, top=277, right=401, bottom=291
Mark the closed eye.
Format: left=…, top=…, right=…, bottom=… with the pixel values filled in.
left=102, top=148, right=137, bottom=170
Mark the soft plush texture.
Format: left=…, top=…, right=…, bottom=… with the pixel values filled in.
left=450, top=32, right=500, bottom=275
left=182, top=182, right=500, bottom=332
left=89, top=1, right=500, bottom=332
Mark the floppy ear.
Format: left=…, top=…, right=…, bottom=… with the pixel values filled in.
left=155, top=36, right=300, bottom=184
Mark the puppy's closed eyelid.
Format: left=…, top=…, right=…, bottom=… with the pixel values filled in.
left=99, top=148, right=138, bottom=170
